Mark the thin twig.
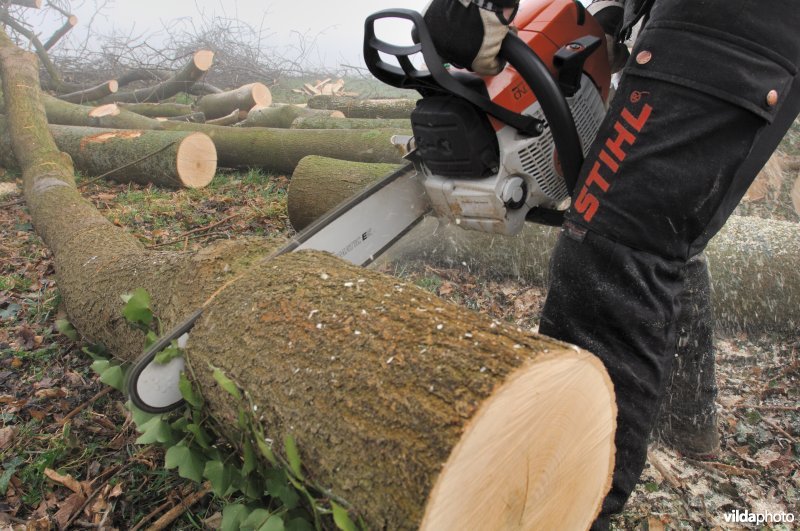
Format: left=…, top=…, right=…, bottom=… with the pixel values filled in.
left=762, top=417, right=798, bottom=444
left=58, top=386, right=114, bottom=426
left=647, top=450, right=683, bottom=489
left=145, top=214, right=239, bottom=249
left=145, top=482, right=212, bottom=531
left=78, top=141, right=179, bottom=190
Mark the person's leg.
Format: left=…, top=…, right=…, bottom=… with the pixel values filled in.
left=656, top=253, right=719, bottom=457
left=539, top=1, right=800, bottom=527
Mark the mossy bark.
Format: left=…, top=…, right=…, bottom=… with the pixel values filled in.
left=57, top=80, right=118, bottom=104
left=290, top=115, right=412, bottom=131
left=288, top=156, right=402, bottom=230
left=307, top=95, right=417, bottom=119
left=41, top=94, right=163, bottom=130
left=0, top=119, right=215, bottom=188
left=2, top=28, right=614, bottom=530
left=118, top=102, right=194, bottom=118
left=240, top=105, right=342, bottom=129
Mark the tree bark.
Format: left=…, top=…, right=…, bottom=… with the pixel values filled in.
left=57, top=80, right=118, bottom=104
left=289, top=156, right=800, bottom=334
left=118, top=102, right=194, bottom=118
left=204, top=109, right=240, bottom=126
left=43, top=97, right=164, bottom=130
left=2, top=29, right=616, bottom=531
left=290, top=115, right=411, bottom=130
left=116, top=69, right=170, bottom=88
left=187, top=82, right=223, bottom=96
left=8, top=0, right=42, bottom=8
left=161, top=112, right=206, bottom=124
left=0, top=119, right=216, bottom=189
left=158, top=121, right=406, bottom=172
left=307, top=95, right=417, bottom=119
left=97, top=50, right=214, bottom=105
left=43, top=14, right=77, bottom=50
left=288, top=156, right=402, bottom=230
left=240, top=105, right=344, bottom=129
left=195, top=83, right=270, bottom=120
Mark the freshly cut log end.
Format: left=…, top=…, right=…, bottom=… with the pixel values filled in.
left=176, top=132, right=216, bottom=188
left=421, top=350, right=616, bottom=531
left=193, top=50, right=215, bottom=72
left=250, top=83, right=271, bottom=107
left=89, top=104, right=120, bottom=118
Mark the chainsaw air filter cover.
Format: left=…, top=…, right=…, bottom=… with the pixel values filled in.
left=411, top=96, right=500, bottom=179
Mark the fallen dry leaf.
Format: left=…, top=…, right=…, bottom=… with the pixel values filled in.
left=792, top=173, right=800, bottom=216
left=44, top=468, right=85, bottom=495
left=54, top=491, right=87, bottom=531
left=34, top=388, right=67, bottom=399
left=0, top=426, right=17, bottom=450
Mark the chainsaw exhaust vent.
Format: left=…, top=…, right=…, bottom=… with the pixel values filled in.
left=516, top=77, right=606, bottom=203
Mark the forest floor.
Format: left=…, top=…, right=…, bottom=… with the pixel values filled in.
left=0, top=125, right=798, bottom=529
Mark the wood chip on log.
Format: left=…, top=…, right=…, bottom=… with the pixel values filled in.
left=196, top=83, right=271, bottom=120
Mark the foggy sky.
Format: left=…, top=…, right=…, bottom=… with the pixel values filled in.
left=46, top=0, right=432, bottom=68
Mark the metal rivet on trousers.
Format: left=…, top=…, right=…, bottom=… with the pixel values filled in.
left=766, top=90, right=779, bottom=107
left=636, top=50, right=652, bottom=64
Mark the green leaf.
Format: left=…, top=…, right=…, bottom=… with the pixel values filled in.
left=331, top=502, right=357, bottom=531
left=122, top=288, right=153, bottom=326
left=55, top=319, right=78, bottom=341
left=259, top=515, right=285, bottom=531
left=256, top=438, right=278, bottom=467
left=204, top=460, right=234, bottom=496
left=221, top=504, right=251, bottom=531
left=242, top=509, right=272, bottom=530
left=239, top=474, right=265, bottom=500
left=145, top=330, right=158, bottom=348
left=644, top=481, right=659, bottom=493
left=99, top=365, right=124, bottom=391
left=212, top=367, right=241, bottom=400
left=154, top=342, right=182, bottom=364
left=242, top=439, right=257, bottom=476
left=284, top=434, right=303, bottom=480
left=164, top=444, right=206, bottom=483
left=265, top=470, right=299, bottom=510
left=185, top=423, right=212, bottom=449
left=179, top=373, right=203, bottom=409
left=90, top=359, right=110, bottom=376
left=128, top=402, right=159, bottom=428
left=82, top=346, right=106, bottom=361
left=135, top=417, right=174, bottom=445
left=285, top=518, right=315, bottom=531
left=0, top=456, right=24, bottom=495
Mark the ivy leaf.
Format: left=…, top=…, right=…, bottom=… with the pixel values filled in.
left=242, top=438, right=257, bottom=477
left=154, top=343, right=182, bottom=365
left=185, top=423, right=212, bottom=449
left=90, top=359, right=110, bottom=376
left=164, top=444, right=206, bottom=483
left=122, top=288, right=153, bottom=326
left=242, top=510, right=284, bottom=531
left=331, top=502, right=357, bottom=531
left=55, top=319, right=78, bottom=341
left=179, top=373, right=203, bottom=408
left=135, top=417, right=174, bottom=445
left=256, top=438, right=278, bottom=467
left=221, top=504, right=251, bottom=531
left=145, top=330, right=159, bottom=348
left=204, top=460, right=235, bottom=496
left=285, top=518, right=315, bottom=531
left=212, top=367, right=241, bottom=400
left=129, top=403, right=158, bottom=428
left=265, top=470, right=299, bottom=510
left=99, top=365, right=125, bottom=391
left=284, top=434, right=303, bottom=480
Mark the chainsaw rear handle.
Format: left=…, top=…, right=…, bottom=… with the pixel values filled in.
left=363, top=8, right=584, bottom=195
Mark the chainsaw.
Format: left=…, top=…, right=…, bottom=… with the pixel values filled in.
left=127, top=0, right=611, bottom=413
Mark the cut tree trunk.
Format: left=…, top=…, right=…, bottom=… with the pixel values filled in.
left=43, top=14, right=78, bottom=50
left=289, top=156, right=800, bottom=333
left=307, top=95, right=417, bottom=119
left=8, top=0, right=42, bottom=8
left=42, top=98, right=164, bottom=130
left=98, top=50, right=214, bottom=105
left=158, top=122, right=406, bottom=172
left=118, top=102, right=194, bottom=118
left=0, top=118, right=216, bottom=189
left=195, top=83, right=270, bottom=120
left=204, top=109, right=240, bottom=126
left=116, top=69, right=170, bottom=88
left=57, top=80, right=118, bottom=104
left=188, top=82, right=223, bottom=96
left=240, top=105, right=344, bottom=129
left=2, top=29, right=616, bottom=531
left=288, top=156, right=401, bottom=229
left=290, top=115, right=411, bottom=130
left=161, top=112, right=206, bottom=124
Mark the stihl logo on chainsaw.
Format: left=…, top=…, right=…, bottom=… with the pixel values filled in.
left=337, top=229, right=374, bottom=259
left=574, top=94, right=653, bottom=223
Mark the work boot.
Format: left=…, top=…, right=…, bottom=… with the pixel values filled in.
left=655, top=253, right=720, bottom=457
